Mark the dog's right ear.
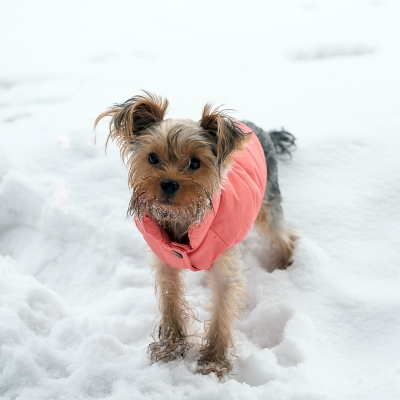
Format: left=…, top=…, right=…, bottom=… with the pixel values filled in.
left=94, top=91, right=168, bottom=160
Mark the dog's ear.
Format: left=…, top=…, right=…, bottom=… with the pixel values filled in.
left=200, top=103, right=247, bottom=170
left=94, top=91, right=168, bottom=160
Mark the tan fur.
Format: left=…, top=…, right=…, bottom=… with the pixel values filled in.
left=197, top=245, right=246, bottom=378
left=148, top=255, right=194, bottom=362
left=255, top=199, right=298, bottom=270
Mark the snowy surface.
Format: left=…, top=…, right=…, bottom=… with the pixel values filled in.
left=1, top=0, right=400, bottom=399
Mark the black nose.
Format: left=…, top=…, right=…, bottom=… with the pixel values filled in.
left=160, top=180, right=179, bottom=196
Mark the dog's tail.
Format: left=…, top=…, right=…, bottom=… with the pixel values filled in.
left=269, top=129, right=296, bottom=159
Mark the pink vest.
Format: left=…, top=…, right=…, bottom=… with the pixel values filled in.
left=134, top=122, right=267, bottom=271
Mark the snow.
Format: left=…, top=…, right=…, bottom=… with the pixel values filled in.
left=1, top=0, right=400, bottom=398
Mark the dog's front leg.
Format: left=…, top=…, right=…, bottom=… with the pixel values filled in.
left=148, top=255, right=193, bottom=363
left=197, top=245, right=246, bottom=378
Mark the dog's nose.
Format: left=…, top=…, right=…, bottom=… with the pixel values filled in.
left=160, top=180, right=179, bottom=196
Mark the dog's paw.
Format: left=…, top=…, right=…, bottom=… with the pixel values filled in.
left=274, top=257, right=293, bottom=270
left=196, top=353, right=232, bottom=379
left=272, top=230, right=298, bottom=270
left=148, top=338, right=192, bottom=363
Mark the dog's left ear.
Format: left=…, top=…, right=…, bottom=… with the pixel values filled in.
left=200, top=103, right=247, bottom=170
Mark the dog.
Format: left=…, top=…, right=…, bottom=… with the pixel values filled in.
left=95, top=92, right=297, bottom=378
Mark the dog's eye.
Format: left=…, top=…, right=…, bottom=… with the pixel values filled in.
left=148, top=153, right=160, bottom=165
left=189, top=158, right=201, bottom=170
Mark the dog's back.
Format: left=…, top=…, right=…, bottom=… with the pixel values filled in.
left=241, top=120, right=296, bottom=203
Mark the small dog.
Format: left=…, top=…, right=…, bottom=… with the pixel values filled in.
left=95, top=92, right=297, bottom=378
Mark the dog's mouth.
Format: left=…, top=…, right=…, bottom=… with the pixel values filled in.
left=160, top=196, right=175, bottom=205
left=129, top=186, right=214, bottom=226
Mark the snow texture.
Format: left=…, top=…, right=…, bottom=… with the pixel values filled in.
left=1, top=0, right=400, bottom=399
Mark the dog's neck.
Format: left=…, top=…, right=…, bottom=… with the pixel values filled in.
left=160, top=220, right=191, bottom=245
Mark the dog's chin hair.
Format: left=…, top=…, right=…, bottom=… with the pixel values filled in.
left=128, top=196, right=213, bottom=228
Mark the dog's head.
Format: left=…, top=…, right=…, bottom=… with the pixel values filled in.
left=95, top=92, right=248, bottom=236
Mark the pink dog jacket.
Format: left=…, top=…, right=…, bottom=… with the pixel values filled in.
left=135, top=122, right=267, bottom=271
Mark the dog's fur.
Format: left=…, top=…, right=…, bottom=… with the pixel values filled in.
left=95, top=92, right=297, bottom=378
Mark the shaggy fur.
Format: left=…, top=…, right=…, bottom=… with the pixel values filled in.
left=95, top=92, right=297, bottom=378
left=148, top=254, right=194, bottom=362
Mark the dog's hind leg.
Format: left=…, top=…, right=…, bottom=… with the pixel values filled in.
left=254, top=152, right=298, bottom=271
left=197, top=245, right=246, bottom=379
left=148, top=254, right=193, bottom=363
left=255, top=196, right=297, bottom=271
left=244, top=121, right=297, bottom=271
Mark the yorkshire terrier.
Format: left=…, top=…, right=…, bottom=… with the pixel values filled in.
left=95, top=92, right=297, bottom=378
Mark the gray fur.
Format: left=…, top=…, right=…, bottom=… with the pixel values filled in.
left=241, top=120, right=296, bottom=221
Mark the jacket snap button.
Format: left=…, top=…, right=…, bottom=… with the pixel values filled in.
left=172, top=250, right=183, bottom=258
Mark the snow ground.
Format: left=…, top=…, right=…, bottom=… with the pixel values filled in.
left=1, top=0, right=400, bottom=399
